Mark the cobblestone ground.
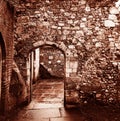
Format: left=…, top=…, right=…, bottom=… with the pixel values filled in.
left=1, top=79, right=120, bottom=121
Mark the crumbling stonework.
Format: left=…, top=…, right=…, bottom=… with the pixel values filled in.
left=0, top=0, right=120, bottom=111
left=13, top=0, right=120, bottom=105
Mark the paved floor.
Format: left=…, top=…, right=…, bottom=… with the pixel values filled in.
left=1, top=79, right=120, bottom=121
left=32, top=79, right=64, bottom=104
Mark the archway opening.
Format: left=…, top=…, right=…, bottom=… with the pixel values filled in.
left=27, top=44, right=66, bottom=107
left=0, top=33, right=6, bottom=112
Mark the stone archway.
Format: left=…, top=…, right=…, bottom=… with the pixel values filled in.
left=26, top=41, right=67, bottom=104
left=25, top=41, right=78, bottom=106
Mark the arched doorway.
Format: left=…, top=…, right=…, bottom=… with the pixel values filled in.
left=26, top=41, right=78, bottom=107
left=27, top=44, right=65, bottom=106
left=0, top=33, right=6, bottom=112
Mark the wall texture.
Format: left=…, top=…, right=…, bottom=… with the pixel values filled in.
left=7, top=0, right=120, bottom=105
left=13, top=0, right=120, bottom=105
left=0, top=0, right=27, bottom=112
left=0, top=0, right=14, bottom=111
left=40, top=46, right=65, bottom=78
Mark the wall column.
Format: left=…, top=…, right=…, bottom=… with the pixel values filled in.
left=34, top=48, right=40, bottom=81
left=30, top=51, right=34, bottom=82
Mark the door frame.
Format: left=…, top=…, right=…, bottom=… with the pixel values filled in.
left=27, top=44, right=66, bottom=104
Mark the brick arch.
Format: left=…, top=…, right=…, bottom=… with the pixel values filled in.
left=0, top=32, right=6, bottom=112
left=0, top=0, right=14, bottom=112
left=0, top=33, right=6, bottom=59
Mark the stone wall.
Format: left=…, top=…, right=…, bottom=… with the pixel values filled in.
left=40, top=46, right=65, bottom=78
left=13, top=0, right=120, bottom=105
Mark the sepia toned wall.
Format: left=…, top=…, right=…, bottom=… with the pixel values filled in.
left=1, top=0, right=120, bottom=109
left=13, top=0, right=120, bottom=105
left=39, top=46, right=65, bottom=78
left=0, top=0, right=14, bottom=111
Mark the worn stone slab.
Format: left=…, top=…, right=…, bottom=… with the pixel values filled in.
left=24, top=108, right=61, bottom=119
left=50, top=117, right=85, bottom=121
left=33, top=103, right=63, bottom=109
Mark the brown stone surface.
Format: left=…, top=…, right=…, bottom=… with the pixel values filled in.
left=12, top=0, right=120, bottom=105
left=1, top=103, right=120, bottom=121
left=1, top=79, right=120, bottom=121
left=1, top=0, right=120, bottom=112
left=39, top=46, right=65, bottom=78
left=32, top=79, right=64, bottom=104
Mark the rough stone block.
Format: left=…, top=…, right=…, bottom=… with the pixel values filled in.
left=58, top=22, right=64, bottom=27
left=75, top=30, right=84, bottom=38
left=80, top=23, right=86, bottom=28
left=115, top=43, right=120, bottom=49
left=109, top=7, right=119, bottom=14
left=67, top=20, right=73, bottom=24
left=85, top=5, right=91, bottom=12
left=71, top=7, right=78, bottom=12
left=68, top=45, right=75, bottom=49
left=64, top=12, right=70, bottom=16
left=104, top=20, right=115, bottom=27
left=62, top=27, right=70, bottom=30
left=108, top=14, right=117, bottom=21
left=81, top=17, right=87, bottom=21
left=71, top=26, right=80, bottom=30
left=49, top=56, right=53, bottom=60
left=51, top=25, right=58, bottom=29
left=65, top=95, right=79, bottom=104
left=95, top=42, right=102, bottom=48
left=96, top=93, right=102, bottom=98
left=63, top=30, right=70, bottom=35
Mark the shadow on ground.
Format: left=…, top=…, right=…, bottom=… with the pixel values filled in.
left=1, top=102, right=120, bottom=121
